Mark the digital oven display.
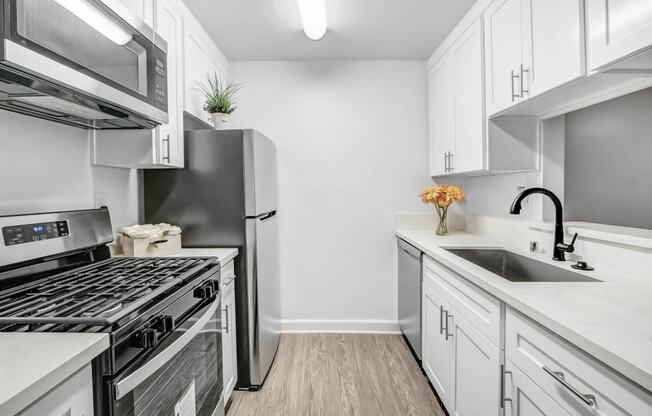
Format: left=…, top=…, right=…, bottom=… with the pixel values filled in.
left=2, top=221, right=69, bottom=246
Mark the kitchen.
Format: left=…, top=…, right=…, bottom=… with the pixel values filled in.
left=0, top=0, right=651, bottom=415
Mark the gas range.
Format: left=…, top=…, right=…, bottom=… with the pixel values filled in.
left=0, top=208, right=225, bottom=416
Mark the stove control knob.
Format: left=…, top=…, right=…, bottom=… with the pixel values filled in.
left=193, top=283, right=213, bottom=299
left=154, top=315, right=175, bottom=333
left=133, top=328, right=159, bottom=349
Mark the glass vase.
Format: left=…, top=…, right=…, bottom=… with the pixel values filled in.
left=436, top=205, right=449, bottom=236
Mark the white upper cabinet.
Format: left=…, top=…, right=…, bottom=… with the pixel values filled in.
left=484, top=0, right=584, bottom=116
left=428, top=11, right=538, bottom=177
left=182, top=12, right=229, bottom=123
left=428, top=57, right=455, bottom=176
left=484, top=0, right=523, bottom=115
left=452, top=20, right=485, bottom=174
left=586, top=0, right=652, bottom=71
left=428, top=18, right=485, bottom=176
left=523, top=0, right=583, bottom=98
left=154, top=0, right=184, bottom=167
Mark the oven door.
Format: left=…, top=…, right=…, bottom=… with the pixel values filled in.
left=1, top=0, right=168, bottom=123
left=112, top=297, right=223, bottom=416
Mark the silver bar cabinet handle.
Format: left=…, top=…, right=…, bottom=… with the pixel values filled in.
left=162, top=134, right=171, bottom=163
left=444, top=152, right=448, bottom=173
left=439, top=305, right=445, bottom=334
left=449, top=153, right=454, bottom=172
left=542, top=366, right=595, bottom=406
left=520, top=64, right=529, bottom=97
left=501, top=366, right=512, bottom=408
left=445, top=310, right=453, bottom=340
left=511, top=70, right=520, bottom=102
left=222, top=305, right=230, bottom=334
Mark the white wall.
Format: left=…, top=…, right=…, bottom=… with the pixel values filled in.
left=230, top=61, right=431, bottom=332
left=0, top=111, right=139, bottom=235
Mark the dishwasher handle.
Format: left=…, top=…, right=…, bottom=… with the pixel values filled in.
left=397, top=239, right=422, bottom=260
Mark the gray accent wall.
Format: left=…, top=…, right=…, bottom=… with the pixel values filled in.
left=564, top=88, right=652, bottom=229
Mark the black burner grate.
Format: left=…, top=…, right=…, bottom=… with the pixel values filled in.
left=0, top=257, right=215, bottom=327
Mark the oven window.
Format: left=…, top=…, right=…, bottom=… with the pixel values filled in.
left=113, top=305, right=223, bottom=416
left=15, top=0, right=148, bottom=95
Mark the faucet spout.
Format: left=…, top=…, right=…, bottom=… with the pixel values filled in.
left=509, top=187, right=574, bottom=261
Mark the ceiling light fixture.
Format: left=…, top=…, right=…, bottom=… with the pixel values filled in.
left=53, top=0, right=133, bottom=45
left=297, top=0, right=327, bottom=41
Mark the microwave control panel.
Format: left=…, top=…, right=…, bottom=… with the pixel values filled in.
left=154, top=48, right=168, bottom=111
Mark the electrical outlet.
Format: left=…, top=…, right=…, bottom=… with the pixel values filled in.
left=94, top=192, right=109, bottom=209
left=529, top=241, right=539, bottom=253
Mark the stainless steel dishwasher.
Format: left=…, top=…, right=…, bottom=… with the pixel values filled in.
left=397, top=238, right=422, bottom=360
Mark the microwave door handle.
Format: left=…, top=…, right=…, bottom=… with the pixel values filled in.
left=113, top=297, right=220, bottom=400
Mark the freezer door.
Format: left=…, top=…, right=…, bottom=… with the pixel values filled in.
left=245, top=212, right=281, bottom=386
left=244, top=130, right=278, bottom=217
left=397, top=239, right=422, bottom=359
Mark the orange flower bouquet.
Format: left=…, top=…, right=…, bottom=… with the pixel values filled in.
left=420, top=184, right=465, bottom=236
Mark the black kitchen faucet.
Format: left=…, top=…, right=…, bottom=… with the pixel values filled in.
left=510, top=187, right=578, bottom=261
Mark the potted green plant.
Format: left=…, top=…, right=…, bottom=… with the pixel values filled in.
left=198, top=73, right=241, bottom=129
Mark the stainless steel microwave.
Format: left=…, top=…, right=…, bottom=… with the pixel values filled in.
left=0, top=0, right=168, bottom=129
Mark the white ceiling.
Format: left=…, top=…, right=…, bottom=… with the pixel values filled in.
left=183, top=0, right=476, bottom=61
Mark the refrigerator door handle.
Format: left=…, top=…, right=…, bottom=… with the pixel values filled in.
left=259, top=211, right=277, bottom=222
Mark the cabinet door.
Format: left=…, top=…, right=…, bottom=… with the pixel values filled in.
left=222, top=285, right=237, bottom=402
left=449, top=310, right=501, bottom=416
left=422, top=282, right=453, bottom=408
left=452, top=19, right=485, bottom=173
left=184, top=25, right=212, bottom=122
left=121, top=0, right=154, bottom=26
left=155, top=0, right=184, bottom=167
left=484, top=0, right=523, bottom=116
left=504, top=361, right=572, bottom=416
left=428, top=56, right=455, bottom=176
left=523, top=0, right=583, bottom=98
left=586, top=0, right=652, bottom=71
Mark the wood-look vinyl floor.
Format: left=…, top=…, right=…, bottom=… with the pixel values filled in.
left=228, top=334, right=446, bottom=416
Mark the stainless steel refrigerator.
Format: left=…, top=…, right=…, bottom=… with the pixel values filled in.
left=143, top=128, right=281, bottom=390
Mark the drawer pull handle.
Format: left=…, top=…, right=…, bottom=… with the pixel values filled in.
left=542, top=366, right=595, bottom=407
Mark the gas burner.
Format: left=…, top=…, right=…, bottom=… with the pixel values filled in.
left=81, top=302, right=123, bottom=318
left=0, top=256, right=216, bottom=329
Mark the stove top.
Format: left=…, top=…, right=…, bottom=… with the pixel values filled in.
left=0, top=256, right=215, bottom=330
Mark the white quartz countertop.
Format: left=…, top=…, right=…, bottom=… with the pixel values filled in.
left=0, top=333, right=109, bottom=415
left=395, top=229, right=652, bottom=393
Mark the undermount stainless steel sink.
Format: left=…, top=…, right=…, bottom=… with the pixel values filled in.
left=444, top=249, right=601, bottom=283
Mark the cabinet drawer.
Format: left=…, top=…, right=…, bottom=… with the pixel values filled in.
left=423, top=256, right=502, bottom=347
left=506, top=308, right=652, bottom=415
left=504, top=359, right=572, bottom=416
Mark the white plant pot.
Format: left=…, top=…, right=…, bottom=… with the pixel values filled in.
left=211, top=112, right=230, bottom=129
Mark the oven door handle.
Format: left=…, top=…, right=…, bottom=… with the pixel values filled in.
left=113, top=297, right=220, bottom=400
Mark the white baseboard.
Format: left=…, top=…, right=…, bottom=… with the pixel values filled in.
left=281, top=319, right=401, bottom=334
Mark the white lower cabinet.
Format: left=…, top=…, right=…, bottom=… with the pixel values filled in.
left=450, top=311, right=501, bottom=416
left=421, top=256, right=652, bottom=416
left=505, top=308, right=652, bottom=416
left=21, top=364, right=94, bottom=416
left=221, top=260, right=238, bottom=403
left=422, top=283, right=453, bottom=405
left=504, top=360, right=572, bottom=416
left=422, top=256, right=501, bottom=416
